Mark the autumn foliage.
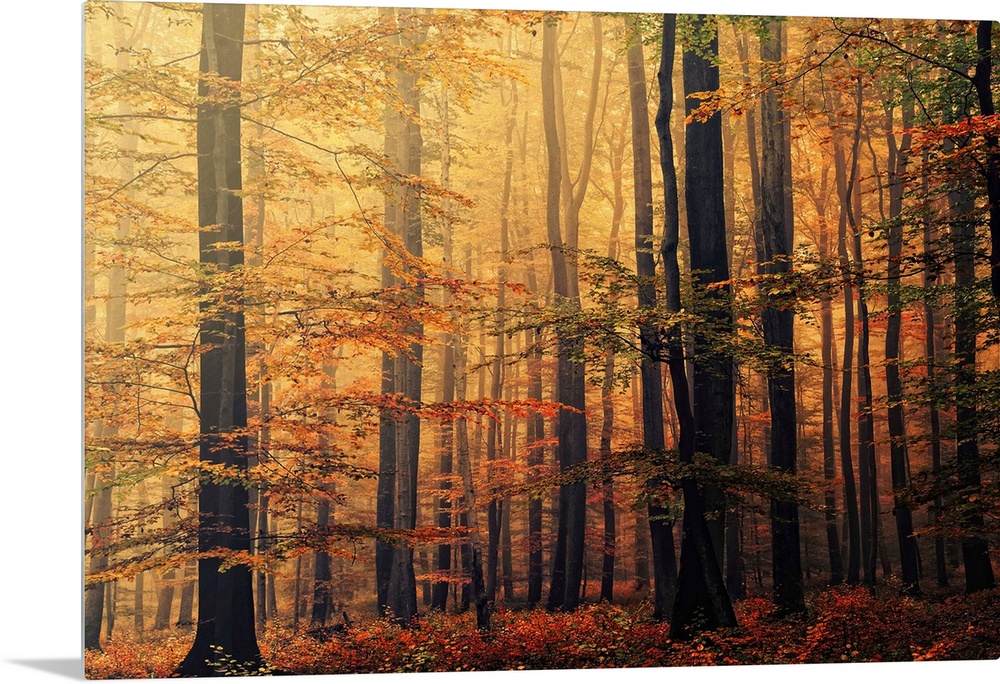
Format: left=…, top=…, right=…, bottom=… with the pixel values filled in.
left=84, top=2, right=1000, bottom=676
left=84, top=586, right=999, bottom=678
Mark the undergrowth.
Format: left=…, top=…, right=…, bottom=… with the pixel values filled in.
left=84, top=586, right=1000, bottom=678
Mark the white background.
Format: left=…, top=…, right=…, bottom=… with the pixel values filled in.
left=1, top=0, right=996, bottom=682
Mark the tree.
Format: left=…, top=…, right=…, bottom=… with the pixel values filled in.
left=833, top=132, right=862, bottom=585
left=656, top=15, right=736, bottom=639
left=631, top=14, right=677, bottom=620
left=542, top=14, right=591, bottom=612
left=684, top=16, right=734, bottom=565
left=376, top=8, right=427, bottom=623
left=176, top=3, right=262, bottom=675
left=432, top=85, right=456, bottom=613
left=759, top=18, right=805, bottom=616
left=950, top=178, right=997, bottom=593
left=884, top=88, right=920, bottom=594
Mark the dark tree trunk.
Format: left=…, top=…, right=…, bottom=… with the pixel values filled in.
left=972, top=21, right=1000, bottom=303
left=845, top=80, right=879, bottom=589
left=597, top=110, right=627, bottom=604
left=311, top=360, right=339, bottom=626
left=959, top=21, right=999, bottom=591
left=667, top=15, right=738, bottom=638
left=154, top=475, right=178, bottom=633
left=760, top=20, right=805, bottom=616
left=884, top=100, right=920, bottom=594
left=377, top=9, right=426, bottom=624
left=542, top=17, right=591, bottom=612
left=921, top=151, right=949, bottom=588
left=387, top=16, right=425, bottom=622
left=177, top=558, right=195, bottom=632
left=375, top=6, right=400, bottom=617
left=456, top=248, right=491, bottom=630
left=486, top=79, right=516, bottom=602
left=176, top=4, right=262, bottom=675
left=311, top=501, right=333, bottom=625
left=834, top=135, right=862, bottom=584
left=432, top=87, right=455, bottom=612
left=154, top=571, right=176, bottom=631
left=640, top=15, right=680, bottom=620
left=599, top=346, right=617, bottom=603
left=517, top=99, right=546, bottom=607
left=820, top=217, right=844, bottom=586
left=85, top=464, right=114, bottom=651
left=682, top=14, right=733, bottom=567
left=526, top=323, right=545, bottom=606
left=949, top=185, right=997, bottom=592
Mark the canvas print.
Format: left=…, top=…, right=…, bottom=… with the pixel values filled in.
left=84, top=1, right=1000, bottom=678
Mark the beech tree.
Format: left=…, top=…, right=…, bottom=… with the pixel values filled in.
left=759, top=19, right=805, bottom=616
left=632, top=15, right=676, bottom=620
left=176, top=3, right=262, bottom=675
left=668, top=14, right=737, bottom=638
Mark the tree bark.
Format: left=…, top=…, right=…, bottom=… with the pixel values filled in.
left=818, top=192, right=845, bottom=586
left=760, top=19, right=805, bottom=615
left=626, top=14, right=677, bottom=619
left=598, top=100, right=626, bottom=604
left=845, top=80, right=879, bottom=589
left=833, top=133, right=862, bottom=584
left=177, top=4, right=262, bottom=675
left=542, top=16, right=591, bottom=612
left=432, top=86, right=455, bottom=612
left=456, top=246, right=491, bottom=630
left=972, top=21, right=1000, bottom=303
left=884, top=97, right=920, bottom=593
left=375, top=6, right=400, bottom=616
left=683, top=14, right=733, bottom=567
left=667, top=15, right=738, bottom=637
left=949, top=184, right=997, bottom=592
left=921, top=150, right=949, bottom=588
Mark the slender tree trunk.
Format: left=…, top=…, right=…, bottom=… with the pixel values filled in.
left=760, top=20, right=805, bottom=615
left=387, top=14, right=425, bottom=622
left=820, top=215, right=845, bottom=586
left=486, top=79, right=516, bottom=602
left=845, top=79, right=879, bottom=589
left=177, top=5, right=261, bottom=674
left=376, top=7, right=401, bottom=618
left=640, top=15, right=680, bottom=620
left=542, top=17, right=591, bottom=612
left=598, top=112, right=626, bottom=604
left=834, top=133, right=862, bottom=584
left=154, top=475, right=179, bottom=630
left=525, top=322, right=545, bottom=605
left=599, top=346, right=617, bottom=604
left=106, top=581, right=117, bottom=641
left=244, top=7, right=273, bottom=635
left=921, top=151, right=949, bottom=588
left=456, top=248, right=491, bottom=630
left=955, top=21, right=999, bottom=592
left=85, top=11, right=140, bottom=647
left=432, top=86, right=456, bottom=612
left=884, top=98, right=920, bottom=593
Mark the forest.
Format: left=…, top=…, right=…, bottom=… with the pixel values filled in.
left=83, top=2, right=1000, bottom=678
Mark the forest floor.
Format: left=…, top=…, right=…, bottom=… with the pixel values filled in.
left=85, top=585, right=1000, bottom=678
